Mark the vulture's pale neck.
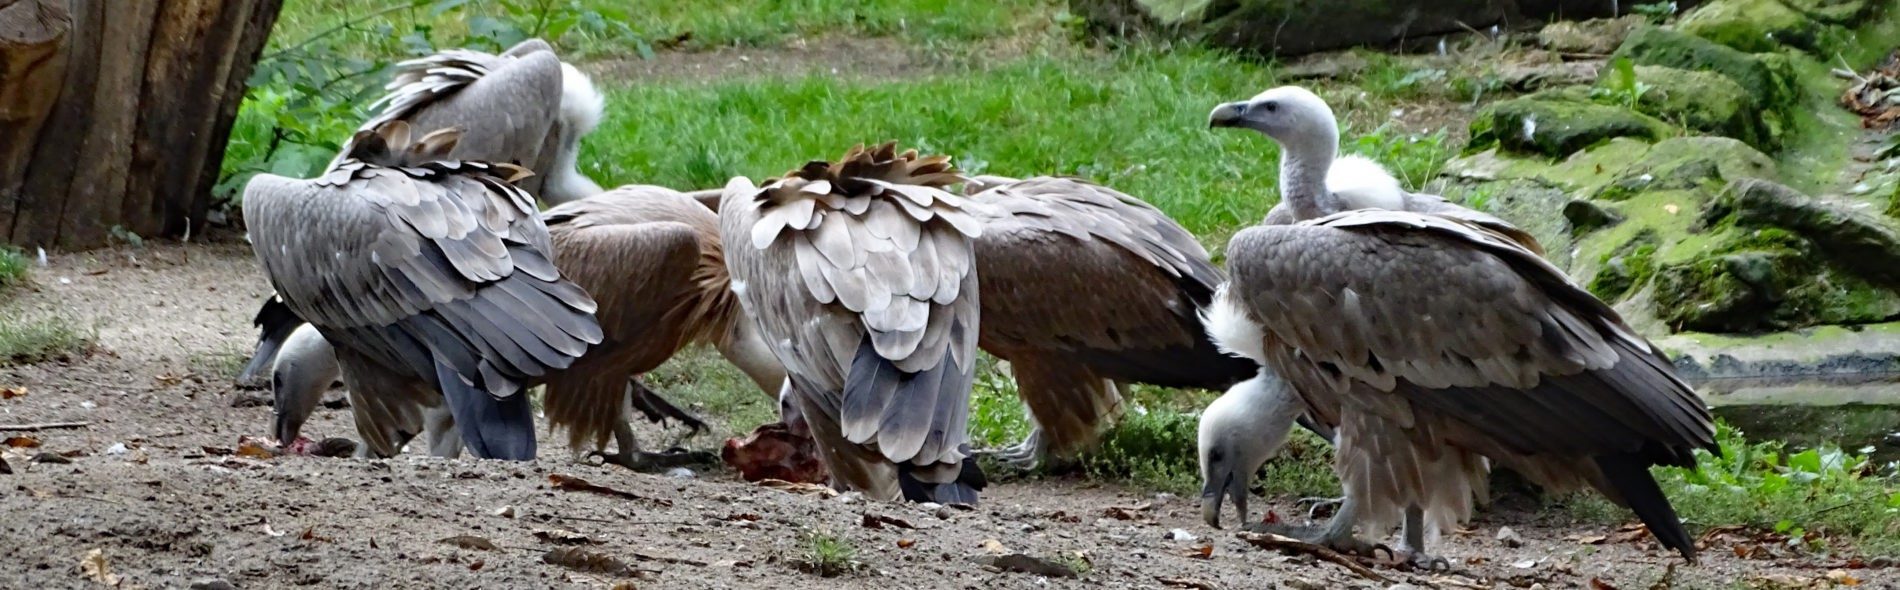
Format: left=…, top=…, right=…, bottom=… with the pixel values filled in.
left=1276, top=131, right=1342, bottom=222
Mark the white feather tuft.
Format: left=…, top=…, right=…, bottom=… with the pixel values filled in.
left=558, top=62, right=605, bottom=136
left=1200, top=283, right=1267, bottom=363
left=1326, top=154, right=1404, bottom=211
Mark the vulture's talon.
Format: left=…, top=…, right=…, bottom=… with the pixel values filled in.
left=1294, top=496, right=1343, bottom=520
left=986, top=429, right=1046, bottom=471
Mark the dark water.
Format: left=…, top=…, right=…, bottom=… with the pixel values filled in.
left=1712, top=404, right=1900, bottom=466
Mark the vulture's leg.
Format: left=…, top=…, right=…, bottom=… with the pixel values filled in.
left=423, top=404, right=463, bottom=458
left=1396, top=505, right=1452, bottom=571
left=992, top=427, right=1046, bottom=470
left=626, top=377, right=708, bottom=437
left=1254, top=492, right=1389, bottom=557
left=591, top=398, right=717, bottom=473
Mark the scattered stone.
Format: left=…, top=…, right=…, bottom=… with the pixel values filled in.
left=1538, top=15, right=1645, bottom=54
left=1607, top=65, right=1776, bottom=151
left=1783, top=0, right=1873, bottom=23
left=1564, top=200, right=1624, bottom=235
left=104, top=443, right=127, bottom=456
left=493, top=505, right=515, bottom=518
left=974, top=553, right=1078, bottom=578
left=665, top=467, right=695, bottom=479
left=1279, top=51, right=1370, bottom=80
left=834, top=491, right=863, bottom=504
left=189, top=579, right=236, bottom=590
left=1387, top=584, right=1430, bottom=590
left=1499, top=61, right=1602, bottom=92
left=933, top=505, right=954, bottom=520
left=1497, top=526, right=1525, bottom=548
left=1286, top=580, right=1327, bottom=590
left=1165, top=529, right=1198, bottom=542
left=32, top=452, right=70, bottom=464
left=1679, top=0, right=1820, bottom=53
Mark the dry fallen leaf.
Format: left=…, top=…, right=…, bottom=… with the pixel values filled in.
left=1577, top=534, right=1609, bottom=545
left=1590, top=577, right=1621, bottom=590
left=755, top=478, right=839, bottom=498
left=79, top=548, right=120, bottom=586
left=262, top=522, right=287, bottom=537
left=549, top=474, right=673, bottom=506
left=896, top=539, right=916, bottom=549
left=610, top=583, right=637, bottom=590
left=543, top=548, right=636, bottom=576
left=979, top=539, right=1008, bottom=554
left=861, top=513, right=917, bottom=530
left=467, top=559, right=484, bottom=572
left=234, top=440, right=277, bottom=460
left=1663, top=203, right=1680, bottom=215
left=440, top=535, right=497, bottom=551
left=1181, top=544, right=1214, bottom=560
left=4, top=436, right=41, bottom=448
left=300, top=527, right=331, bottom=543
left=0, top=386, right=26, bottom=399
left=1827, top=570, right=1860, bottom=586
left=1102, top=502, right=1152, bottom=520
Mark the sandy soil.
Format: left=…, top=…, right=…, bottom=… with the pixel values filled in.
left=0, top=241, right=1889, bottom=589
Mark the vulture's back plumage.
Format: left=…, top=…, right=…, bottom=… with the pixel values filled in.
left=964, top=176, right=1255, bottom=458
left=244, top=123, right=603, bottom=460
left=720, top=143, right=983, bottom=503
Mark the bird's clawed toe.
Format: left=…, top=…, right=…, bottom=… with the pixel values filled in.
left=1294, top=496, right=1343, bottom=520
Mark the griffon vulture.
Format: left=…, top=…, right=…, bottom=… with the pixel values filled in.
left=261, top=186, right=787, bottom=468
left=243, top=121, right=603, bottom=460
left=958, top=175, right=1265, bottom=467
left=720, top=143, right=986, bottom=503
left=1203, top=86, right=1716, bottom=564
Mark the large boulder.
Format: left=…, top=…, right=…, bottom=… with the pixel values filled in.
left=1612, top=26, right=1798, bottom=114
left=1599, top=65, right=1778, bottom=151
left=1706, top=178, right=1900, bottom=287
left=1778, top=0, right=1874, bottom=25
left=1678, top=0, right=1822, bottom=53
left=1594, top=136, right=1778, bottom=200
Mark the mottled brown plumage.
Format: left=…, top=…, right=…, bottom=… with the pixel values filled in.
left=964, top=176, right=1256, bottom=464
left=721, top=143, right=984, bottom=503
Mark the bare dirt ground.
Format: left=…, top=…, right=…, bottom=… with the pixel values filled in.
left=0, top=240, right=1888, bottom=589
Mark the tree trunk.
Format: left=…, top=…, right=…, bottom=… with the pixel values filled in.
left=0, top=0, right=282, bottom=250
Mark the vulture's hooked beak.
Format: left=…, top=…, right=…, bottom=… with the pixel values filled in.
left=1200, top=466, right=1249, bottom=529
left=1207, top=101, right=1250, bottom=129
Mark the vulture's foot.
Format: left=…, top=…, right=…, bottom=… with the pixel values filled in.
left=1392, top=549, right=1453, bottom=573
left=591, top=447, right=719, bottom=473
left=985, top=429, right=1045, bottom=471
left=1244, top=522, right=1393, bottom=562
left=1294, top=496, right=1343, bottom=520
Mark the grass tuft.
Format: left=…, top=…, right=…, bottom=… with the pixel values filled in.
left=641, top=346, right=777, bottom=437
left=0, top=247, right=30, bottom=290
left=0, top=315, right=94, bottom=366
left=798, top=530, right=857, bottom=577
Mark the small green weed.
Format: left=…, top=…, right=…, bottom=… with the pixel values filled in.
left=1591, top=57, right=1654, bottom=109
left=799, top=530, right=858, bottom=577
left=0, top=247, right=29, bottom=290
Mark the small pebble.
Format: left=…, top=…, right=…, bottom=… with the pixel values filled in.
left=835, top=492, right=863, bottom=504
left=933, top=505, right=953, bottom=520
left=492, top=505, right=515, bottom=518
left=1165, top=529, right=1198, bottom=542
left=104, top=443, right=128, bottom=456
left=665, top=467, right=695, bottom=479
left=190, top=580, right=237, bottom=590
left=1496, top=526, right=1523, bottom=548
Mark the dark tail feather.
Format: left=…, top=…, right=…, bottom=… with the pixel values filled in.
left=437, top=362, right=536, bottom=461
left=1596, top=453, right=1695, bottom=561
left=238, top=297, right=306, bottom=387
left=896, top=455, right=987, bottom=505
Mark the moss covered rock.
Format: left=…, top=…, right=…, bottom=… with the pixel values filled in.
left=1654, top=249, right=1798, bottom=332
left=1594, top=136, right=1778, bottom=200
left=1600, top=66, right=1776, bottom=151
left=1469, top=94, right=1673, bottom=158
left=1781, top=0, right=1875, bottom=24
left=1538, top=16, right=1645, bottom=54
left=1706, top=178, right=1900, bottom=286
left=1565, top=199, right=1625, bottom=235
left=1588, top=230, right=1658, bottom=300
left=1612, top=26, right=1798, bottom=114
left=1679, top=0, right=1822, bottom=53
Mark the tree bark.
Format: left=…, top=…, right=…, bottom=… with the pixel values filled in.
left=0, top=0, right=282, bottom=250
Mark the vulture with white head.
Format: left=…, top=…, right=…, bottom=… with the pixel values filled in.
left=957, top=175, right=1280, bottom=468
left=720, top=143, right=985, bottom=503
left=243, top=121, right=603, bottom=460
left=236, top=39, right=606, bottom=390
left=1201, top=86, right=1716, bottom=565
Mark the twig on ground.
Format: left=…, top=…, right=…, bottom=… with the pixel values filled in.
left=0, top=421, right=90, bottom=432
left=1238, top=531, right=1390, bottom=583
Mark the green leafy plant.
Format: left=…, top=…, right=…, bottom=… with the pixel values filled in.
left=799, top=531, right=857, bottom=577
left=1592, top=56, right=1654, bottom=108
left=1631, top=2, right=1679, bottom=23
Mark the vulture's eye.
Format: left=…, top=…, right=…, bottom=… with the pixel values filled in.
left=1262, top=101, right=1279, bottom=112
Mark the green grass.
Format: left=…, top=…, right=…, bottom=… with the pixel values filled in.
left=1566, top=420, right=1900, bottom=556
left=798, top=530, right=857, bottom=577
left=271, top=0, right=1052, bottom=59
left=0, top=315, right=94, bottom=366
left=0, top=247, right=29, bottom=290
